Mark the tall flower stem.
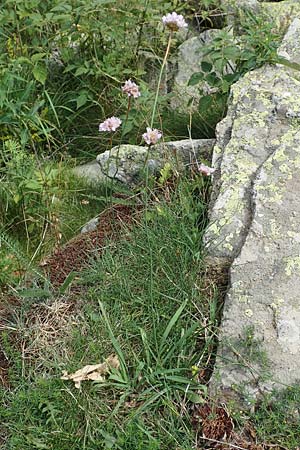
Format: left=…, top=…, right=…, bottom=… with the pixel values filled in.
left=150, top=32, right=172, bottom=128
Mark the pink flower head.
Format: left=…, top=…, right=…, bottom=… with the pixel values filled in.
left=162, top=12, right=188, bottom=32
left=122, top=79, right=141, bottom=99
left=142, top=127, right=162, bottom=145
left=99, top=116, right=122, bottom=132
left=199, top=163, right=215, bottom=176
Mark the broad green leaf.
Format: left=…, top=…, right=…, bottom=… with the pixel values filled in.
left=223, top=45, right=240, bottom=60
left=31, top=52, right=47, bottom=63
left=32, top=64, right=47, bottom=85
left=201, top=61, right=212, bottom=73
left=75, top=66, right=89, bottom=76
left=223, top=73, right=239, bottom=84
left=76, top=93, right=88, bottom=109
left=188, top=72, right=204, bottom=86
left=198, top=95, right=213, bottom=112
left=206, top=72, right=221, bottom=87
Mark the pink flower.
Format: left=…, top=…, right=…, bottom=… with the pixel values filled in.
left=99, top=117, right=122, bottom=132
left=199, top=164, right=215, bottom=176
left=122, top=79, right=141, bottom=98
left=162, top=12, right=188, bottom=32
left=142, top=127, right=162, bottom=145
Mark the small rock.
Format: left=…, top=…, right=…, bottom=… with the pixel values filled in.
left=81, top=217, right=100, bottom=234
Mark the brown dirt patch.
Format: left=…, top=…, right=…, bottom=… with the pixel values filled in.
left=0, top=199, right=138, bottom=388
left=42, top=202, right=137, bottom=286
left=192, top=401, right=286, bottom=450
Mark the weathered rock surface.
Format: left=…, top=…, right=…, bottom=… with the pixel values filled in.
left=74, top=139, right=215, bottom=186
left=206, top=18, right=300, bottom=402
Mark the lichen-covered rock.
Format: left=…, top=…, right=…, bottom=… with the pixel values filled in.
left=73, top=139, right=215, bottom=187
left=224, top=0, right=300, bottom=32
left=207, top=18, right=300, bottom=402
left=261, top=1, right=300, bottom=31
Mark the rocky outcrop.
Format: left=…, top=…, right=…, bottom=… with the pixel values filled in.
left=206, top=18, right=300, bottom=402
left=225, top=0, right=300, bottom=31
left=74, top=139, right=215, bottom=186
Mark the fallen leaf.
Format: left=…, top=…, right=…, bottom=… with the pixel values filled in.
left=61, top=355, right=120, bottom=388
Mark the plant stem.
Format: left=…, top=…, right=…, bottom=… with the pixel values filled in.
left=150, top=32, right=172, bottom=128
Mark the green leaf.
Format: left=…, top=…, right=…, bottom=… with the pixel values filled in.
left=223, top=73, right=239, bottom=84
left=31, top=52, right=47, bottom=63
left=277, top=57, right=300, bottom=72
left=74, top=66, right=89, bottom=76
left=24, top=179, right=42, bottom=191
left=186, top=390, right=207, bottom=404
left=159, top=300, right=187, bottom=354
left=17, top=288, right=51, bottom=299
left=201, top=61, right=212, bottom=73
left=223, top=45, right=240, bottom=60
left=121, top=120, right=133, bottom=136
left=188, top=72, right=204, bottom=86
left=76, top=93, right=88, bottom=109
left=206, top=72, right=221, bottom=87
left=198, top=95, right=213, bottom=112
left=59, top=271, right=77, bottom=294
left=32, top=64, right=47, bottom=85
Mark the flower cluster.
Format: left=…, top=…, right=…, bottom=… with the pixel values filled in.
left=122, top=79, right=141, bottom=98
left=99, top=12, right=187, bottom=141
left=198, top=164, right=215, bottom=176
left=99, top=116, right=122, bottom=132
left=142, top=127, right=162, bottom=146
left=162, top=12, right=188, bottom=32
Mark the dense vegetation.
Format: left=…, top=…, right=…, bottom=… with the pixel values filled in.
left=1, top=0, right=300, bottom=448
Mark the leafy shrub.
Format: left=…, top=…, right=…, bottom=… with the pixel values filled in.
left=188, top=11, right=282, bottom=104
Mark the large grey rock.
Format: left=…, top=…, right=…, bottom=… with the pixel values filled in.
left=171, top=30, right=223, bottom=112
left=206, top=19, right=300, bottom=402
left=74, top=139, right=215, bottom=186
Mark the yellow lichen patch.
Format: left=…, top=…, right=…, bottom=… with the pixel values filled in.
left=237, top=294, right=249, bottom=304
left=269, top=220, right=282, bottom=240
left=273, top=147, right=287, bottom=163
left=285, top=256, right=300, bottom=277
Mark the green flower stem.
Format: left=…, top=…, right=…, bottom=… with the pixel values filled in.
left=150, top=31, right=172, bottom=128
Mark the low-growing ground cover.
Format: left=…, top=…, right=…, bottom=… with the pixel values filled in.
left=1, top=1, right=300, bottom=449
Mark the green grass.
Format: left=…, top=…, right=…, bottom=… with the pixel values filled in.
left=250, top=385, right=300, bottom=449
left=0, top=176, right=219, bottom=449
left=2, top=178, right=300, bottom=450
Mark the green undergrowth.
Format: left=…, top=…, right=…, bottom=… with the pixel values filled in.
left=251, top=385, right=300, bottom=449
left=0, top=176, right=219, bottom=449
left=1, top=179, right=300, bottom=449
left=0, top=165, right=124, bottom=286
